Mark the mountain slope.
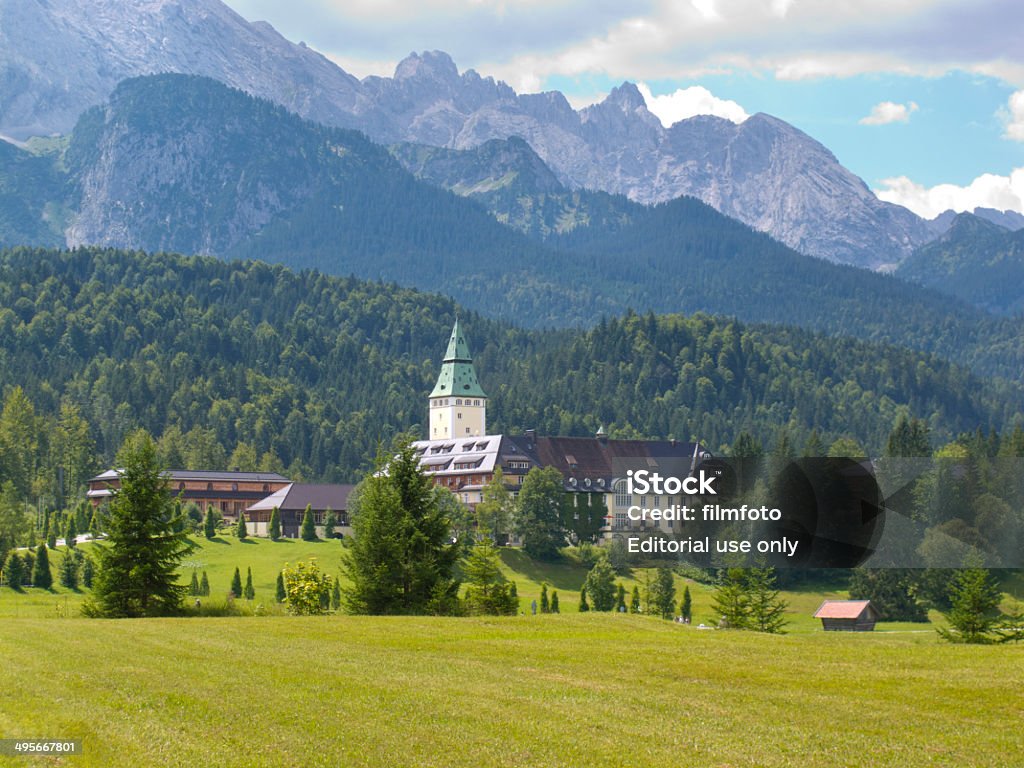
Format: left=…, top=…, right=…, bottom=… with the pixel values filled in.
left=1, top=247, right=1019, bottom=478
left=0, top=0, right=934, bottom=266
left=897, top=213, right=1024, bottom=315
left=0, top=0, right=363, bottom=139
left=4, top=73, right=1023, bottom=378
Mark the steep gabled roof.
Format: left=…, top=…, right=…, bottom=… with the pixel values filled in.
left=814, top=600, right=875, bottom=619
left=429, top=319, right=487, bottom=399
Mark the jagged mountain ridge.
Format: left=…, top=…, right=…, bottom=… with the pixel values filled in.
left=1, top=0, right=937, bottom=266
left=7, top=73, right=1024, bottom=381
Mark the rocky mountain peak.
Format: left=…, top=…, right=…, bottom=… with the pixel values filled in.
left=393, top=50, right=460, bottom=83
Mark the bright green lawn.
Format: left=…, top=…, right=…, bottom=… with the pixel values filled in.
left=0, top=614, right=1021, bottom=768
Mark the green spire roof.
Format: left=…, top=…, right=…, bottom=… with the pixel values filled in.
left=430, top=319, right=487, bottom=399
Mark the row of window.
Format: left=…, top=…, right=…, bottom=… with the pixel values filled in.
left=432, top=398, right=484, bottom=407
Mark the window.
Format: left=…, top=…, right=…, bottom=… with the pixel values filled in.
left=458, top=412, right=462, bottom=419
left=262, top=484, right=269, bottom=492
left=207, top=483, right=213, bottom=491
left=456, top=399, right=462, bottom=405
left=232, top=483, right=238, bottom=492
left=614, top=512, right=628, bottom=530
left=465, top=428, right=471, bottom=434
left=473, top=399, right=480, bottom=406
left=614, top=480, right=630, bottom=508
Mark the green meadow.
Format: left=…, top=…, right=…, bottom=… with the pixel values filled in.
left=2, top=537, right=1021, bottom=767
left=0, top=615, right=1021, bottom=767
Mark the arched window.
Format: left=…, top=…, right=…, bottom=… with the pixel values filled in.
left=614, top=479, right=630, bottom=508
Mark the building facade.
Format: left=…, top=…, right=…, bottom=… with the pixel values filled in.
left=87, top=469, right=290, bottom=521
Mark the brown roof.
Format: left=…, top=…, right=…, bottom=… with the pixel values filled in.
left=814, top=600, right=874, bottom=619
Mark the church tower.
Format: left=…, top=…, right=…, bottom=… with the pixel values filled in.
left=429, top=319, right=487, bottom=439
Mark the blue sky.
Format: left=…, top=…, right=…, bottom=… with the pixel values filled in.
left=226, top=0, right=1024, bottom=217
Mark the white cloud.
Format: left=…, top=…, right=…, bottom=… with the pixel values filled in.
left=875, top=167, right=1024, bottom=219
left=859, top=100, right=919, bottom=126
left=1003, top=90, right=1024, bottom=141
left=637, top=83, right=748, bottom=126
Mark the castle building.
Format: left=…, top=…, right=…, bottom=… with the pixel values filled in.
left=428, top=318, right=488, bottom=439
left=414, top=320, right=709, bottom=540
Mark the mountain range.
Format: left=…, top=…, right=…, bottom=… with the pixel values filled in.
left=0, top=0, right=994, bottom=268
left=2, top=73, right=1023, bottom=383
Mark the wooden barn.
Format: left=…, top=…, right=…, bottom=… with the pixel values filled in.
left=814, top=600, right=880, bottom=631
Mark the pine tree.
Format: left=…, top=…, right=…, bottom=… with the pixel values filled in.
left=32, top=544, right=52, bottom=589
left=275, top=571, right=286, bottom=603
left=4, top=552, right=24, bottom=590
left=82, top=556, right=94, bottom=589
left=83, top=431, right=196, bottom=618
left=22, top=550, right=34, bottom=585
left=341, top=442, right=460, bottom=615
left=681, top=586, right=692, bottom=622
left=540, top=583, right=550, bottom=613
left=59, top=551, right=78, bottom=589
left=712, top=568, right=749, bottom=629
left=578, top=586, right=590, bottom=612
left=616, top=583, right=627, bottom=613
left=65, top=515, right=77, bottom=548
left=269, top=506, right=281, bottom=541
left=230, top=567, right=242, bottom=598
left=46, top=520, right=57, bottom=550
left=300, top=505, right=317, bottom=541
left=323, top=509, right=337, bottom=540
left=331, top=576, right=341, bottom=610
left=651, top=567, right=677, bottom=619
left=243, top=567, right=255, bottom=600
left=584, top=555, right=617, bottom=611
left=189, top=571, right=200, bottom=596
left=463, top=537, right=517, bottom=615
left=550, top=591, right=559, bottom=613
left=938, top=567, right=1003, bottom=644
left=204, top=508, right=216, bottom=539
left=746, top=567, right=788, bottom=633
left=200, top=571, right=210, bottom=597
left=236, top=512, right=248, bottom=541
left=630, top=585, right=641, bottom=613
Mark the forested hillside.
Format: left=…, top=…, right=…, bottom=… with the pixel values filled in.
left=3, top=75, right=1023, bottom=378
left=1, top=247, right=1019, bottom=496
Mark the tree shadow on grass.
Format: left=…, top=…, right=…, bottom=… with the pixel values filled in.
left=206, top=537, right=231, bottom=545
left=499, top=549, right=586, bottom=592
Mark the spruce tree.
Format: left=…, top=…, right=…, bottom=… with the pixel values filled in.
left=746, top=567, right=788, bottom=633
left=83, top=431, right=196, bottom=618
left=269, top=507, right=281, bottom=541
left=300, top=505, right=317, bottom=541
left=540, top=583, right=550, bottom=613
left=341, top=442, right=460, bottom=615
left=681, top=586, right=692, bottom=622
left=630, top=585, right=641, bottom=613
left=236, top=512, right=248, bottom=541
left=4, top=552, right=24, bottom=590
left=550, top=590, right=559, bottom=613
left=200, top=571, right=210, bottom=597
left=204, top=508, right=216, bottom=539
left=616, top=583, right=627, bottom=613
left=243, top=567, right=255, bottom=600
left=89, top=509, right=101, bottom=538
left=939, top=568, right=1003, bottom=644
left=584, top=555, right=617, bottom=611
left=331, top=576, right=341, bottom=610
left=323, top=509, right=337, bottom=540
left=462, top=537, right=517, bottom=616
left=231, top=567, right=242, bottom=598
left=712, top=568, right=750, bottom=629
left=651, top=567, right=677, bottom=619
left=82, top=556, right=94, bottom=589
left=22, top=551, right=34, bottom=586
left=579, top=586, right=590, bottom=612
left=33, top=544, right=53, bottom=590
left=275, top=571, right=286, bottom=603
left=59, top=551, right=78, bottom=589
left=189, top=571, right=200, bottom=596
left=65, top=516, right=77, bottom=548
left=47, top=521, right=57, bottom=550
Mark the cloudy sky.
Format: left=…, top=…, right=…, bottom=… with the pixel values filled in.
left=226, top=0, right=1024, bottom=217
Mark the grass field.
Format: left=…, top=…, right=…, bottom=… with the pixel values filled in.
left=1, top=537, right=913, bottom=631
left=0, top=614, right=1021, bottom=767
left=2, top=538, right=1021, bottom=766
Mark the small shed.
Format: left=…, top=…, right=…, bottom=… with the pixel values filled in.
left=813, top=600, right=880, bottom=631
